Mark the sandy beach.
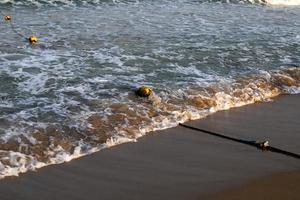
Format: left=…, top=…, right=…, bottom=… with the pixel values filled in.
left=204, top=170, right=300, bottom=200
left=0, top=94, right=299, bottom=200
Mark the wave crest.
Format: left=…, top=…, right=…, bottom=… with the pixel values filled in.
left=0, top=0, right=281, bottom=7
left=266, top=0, right=300, bottom=5
left=0, top=67, right=299, bottom=178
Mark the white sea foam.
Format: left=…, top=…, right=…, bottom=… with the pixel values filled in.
left=266, top=0, right=300, bottom=5
left=2, top=67, right=300, bottom=179
left=0, top=1, right=299, bottom=179
left=1, top=0, right=299, bottom=7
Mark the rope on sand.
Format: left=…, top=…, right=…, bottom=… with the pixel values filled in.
left=179, top=123, right=300, bottom=160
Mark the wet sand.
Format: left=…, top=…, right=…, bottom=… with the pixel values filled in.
left=204, top=170, right=300, bottom=200
left=0, top=94, right=299, bottom=200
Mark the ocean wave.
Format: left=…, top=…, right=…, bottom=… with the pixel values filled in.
left=1, top=0, right=299, bottom=8
left=0, top=66, right=299, bottom=179
left=0, top=0, right=277, bottom=7
left=266, top=0, right=300, bottom=5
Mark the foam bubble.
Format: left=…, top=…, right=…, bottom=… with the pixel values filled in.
left=1, top=67, right=299, bottom=179
left=266, top=0, right=300, bottom=5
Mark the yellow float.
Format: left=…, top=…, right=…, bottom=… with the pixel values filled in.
left=135, top=86, right=153, bottom=97
left=28, top=36, right=38, bottom=44
left=4, top=15, right=12, bottom=21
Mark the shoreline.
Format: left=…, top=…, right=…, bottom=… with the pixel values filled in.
left=0, top=94, right=299, bottom=199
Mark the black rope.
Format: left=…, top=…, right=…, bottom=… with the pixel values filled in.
left=1, top=11, right=33, bottom=41
left=179, top=123, right=300, bottom=160
left=9, top=20, right=27, bottom=38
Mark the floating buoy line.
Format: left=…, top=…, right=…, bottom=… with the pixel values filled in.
left=1, top=9, right=154, bottom=96
left=1, top=10, right=38, bottom=44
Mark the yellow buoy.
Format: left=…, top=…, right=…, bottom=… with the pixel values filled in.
left=28, top=36, right=38, bottom=44
left=4, top=15, right=12, bottom=21
left=135, top=86, right=153, bottom=97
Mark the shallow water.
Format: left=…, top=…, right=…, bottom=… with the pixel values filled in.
left=0, top=0, right=300, bottom=178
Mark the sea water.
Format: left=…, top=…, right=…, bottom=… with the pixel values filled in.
left=0, top=0, right=299, bottom=178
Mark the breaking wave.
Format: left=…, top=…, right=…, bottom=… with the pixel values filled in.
left=266, top=0, right=300, bottom=5
left=0, top=67, right=300, bottom=178
left=1, top=0, right=298, bottom=7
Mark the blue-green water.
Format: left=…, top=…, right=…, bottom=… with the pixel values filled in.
left=0, top=0, right=299, bottom=178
